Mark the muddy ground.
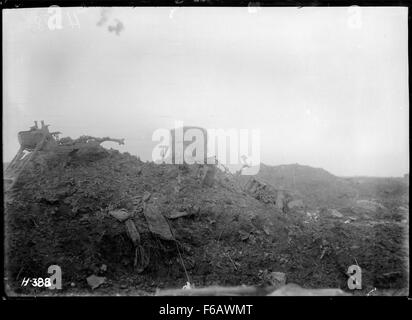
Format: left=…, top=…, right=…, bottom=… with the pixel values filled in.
left=4, top=147, right=409, bottom=296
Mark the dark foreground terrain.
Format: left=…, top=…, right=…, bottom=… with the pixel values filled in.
left=4, top=145, right=409, bottom=296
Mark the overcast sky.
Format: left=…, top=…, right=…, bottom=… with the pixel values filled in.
left=3, top=7, right=409, bottom=176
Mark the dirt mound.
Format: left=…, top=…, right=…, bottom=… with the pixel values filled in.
left=346, top=177, right=409, bottom=208
left=255, top=163, right=358, bottom=208
left=4, top=146, right=409, bottom=295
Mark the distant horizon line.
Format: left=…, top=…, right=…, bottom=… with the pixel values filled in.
left=2, top=157, right=408, bottom=179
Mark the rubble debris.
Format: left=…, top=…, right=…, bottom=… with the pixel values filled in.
left=125, top=219, right=140, bottom=245
left=279, top=254, right=290, bottom=265
left=244, top=178, right=276, bottom=204
left=287, top=199, right=304, bottom=210
left=268, top=272, right=286, bottom=288
left=243, top=177, right=302, bottom=213
left=244, top=178, right=260, bottom=194
left=319, top=239, right=331, bottom=260
left=5, top=124, right=408, bottom=296
left=109, top=209, right=133, bottom=222
left=143, top=201, right=174, bottom=240
left=182, top=282, right=193, bottom=290
left=87, top=275, right=106, bottom=290
left=262, top=225, right=271, bottom=235
left=355, top=199, right=386, bottom=211
left=259, top=270, right=286, bottom=288
left=169, top=211, right=192, bottom=219
left=329, top=209, right=344, bottom=218
left=351, top=199, right=387, bottom=217
left=224, top=252, right=239, bottom=271
left=397, top=206, right=409, bottom=214
left=142, top=191, right=151, bottom=202
left=191, top=205, right=201, bottom=215
left=306, top=211, right=320, bottom=221
left=238, top=230, right=250, bottom=241
left=248, top=234, right=257, bottom=245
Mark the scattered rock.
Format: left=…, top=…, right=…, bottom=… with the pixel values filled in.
left=191, top=205, right=201, bottom=215
left=109, top=209, right=132, bottom=222
left=279, top=254, right=290, bottom=264
left=245, top=178, right=279, bottom=206
left=398, top=206, right=409, bottom=214
left=144, top=202, right=174, bottom=240
left=169, top=211, right=192, bottom=219
left=258, top=270, right=286, bottom=288
left=287, top=199, right=304, bottom=210
left=125, top=219, right=140, bottom=245
left=182, top=282, right=192, bottom=290
left=268, top=272, right=286, bottom=288
left=135, top=206, right=144, bottom=213
left=263, top=225, right=271, bottom=235
left=87, top=275, right=106, bottom=290
left=330, top=209, right=343, bottom=218
left=142, top=191, right=152, bottom=202
left=239, top=230, right=250, bottom=241
left=248, top=234, right=257, bottom=245
left=306, top=211, right=320, bottom=220
left=355, top=199, right=386, bottom=212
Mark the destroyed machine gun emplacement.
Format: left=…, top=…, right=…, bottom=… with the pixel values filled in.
left=4, top=121, right=125, bottom=192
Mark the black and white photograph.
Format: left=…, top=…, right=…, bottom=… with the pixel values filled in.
left=2, top=4, right=409, bottom=301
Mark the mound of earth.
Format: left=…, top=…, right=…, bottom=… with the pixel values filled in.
left=345, top=176, right=409, bottom=209
left=4, top=145, right=409, bottom=296
left=255, top=164, right=358, bottom=208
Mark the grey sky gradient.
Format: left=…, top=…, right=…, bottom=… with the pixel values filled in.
left=3, top=7, right=409, bottom=177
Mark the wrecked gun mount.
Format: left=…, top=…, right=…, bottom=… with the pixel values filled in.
left=4, top=121, right=125, bottom=192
